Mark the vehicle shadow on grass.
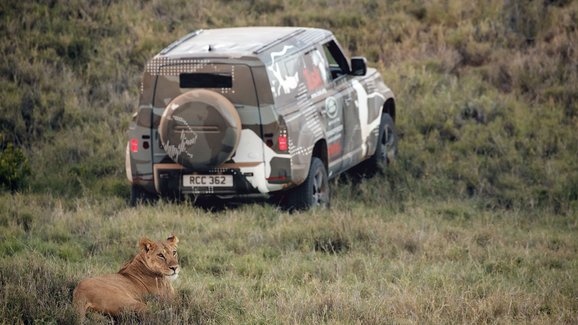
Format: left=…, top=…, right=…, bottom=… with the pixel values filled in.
left=129, top=194, right=272, bottom=213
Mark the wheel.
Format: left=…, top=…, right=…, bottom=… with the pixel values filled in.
left=283, top=157, right=330, bottom=211
left=129, top=184, right=157, bottom=207
left=365, top=113, right=397, bottom=175
left=129, top=185, right=142, bottom=207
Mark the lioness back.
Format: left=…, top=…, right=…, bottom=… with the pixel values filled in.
left=73, top=235, right=179, bottom=318
left=73, top=274, right=146, bottom=315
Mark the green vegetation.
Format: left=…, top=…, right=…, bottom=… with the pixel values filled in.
left=1, top=192, right=576, bottom=323
left=0, top=0, right=576, bottom=323
left=0, top=142, right=31, bottom=191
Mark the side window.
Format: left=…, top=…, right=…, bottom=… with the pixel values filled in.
left=322, top=40, right=350, bottom=80
left=302, top=48, right=330, bottom=95
left=266, top=47, right=300, bottom=106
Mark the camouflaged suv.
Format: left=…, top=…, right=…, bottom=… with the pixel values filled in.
left=126, top=27, right=397, bottom=210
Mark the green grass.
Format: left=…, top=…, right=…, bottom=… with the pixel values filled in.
left=1, top=0, right=578, bottom=323
left=1, top=187, right=576, bottom=324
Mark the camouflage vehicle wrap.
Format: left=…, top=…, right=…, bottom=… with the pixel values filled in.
left=126, top=27, right=396, bottom=209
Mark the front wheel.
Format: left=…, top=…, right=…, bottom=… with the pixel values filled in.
left=283, top=157, right=330, bottom=211
left=365, top=113, right=397, bottom=175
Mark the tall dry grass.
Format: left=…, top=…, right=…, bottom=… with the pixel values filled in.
left=1, top=189, right=577, bottom=323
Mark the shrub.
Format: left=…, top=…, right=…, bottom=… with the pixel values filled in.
left=0, top=143, right=31, bottom=192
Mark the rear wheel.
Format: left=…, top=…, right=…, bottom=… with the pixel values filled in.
left=129, top=185, right=157, bottom=207
left=283, top=157, right=330, bottom=211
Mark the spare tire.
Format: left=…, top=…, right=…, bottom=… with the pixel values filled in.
left=159, top=89, right=241, bottom=170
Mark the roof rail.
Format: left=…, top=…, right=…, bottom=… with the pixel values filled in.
left=160, top=29, right=204, bottom=55
left=254, top=28, right=306, bottom=54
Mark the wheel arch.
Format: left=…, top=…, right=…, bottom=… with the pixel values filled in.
left=312, top=139, right=328, bottom=172
left=383, top=98, right=396, bottom=122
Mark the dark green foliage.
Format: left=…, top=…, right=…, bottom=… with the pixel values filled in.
left=0, top=143, right=31, bottom=191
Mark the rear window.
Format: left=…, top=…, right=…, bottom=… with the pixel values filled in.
left=153, top=64, right=258, bottom=107
left=179, top=73, right=232, bottom=89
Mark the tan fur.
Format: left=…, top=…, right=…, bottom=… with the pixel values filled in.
left=72, top=235, right=180, bottom=319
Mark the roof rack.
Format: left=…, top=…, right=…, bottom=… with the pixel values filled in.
left=253, top=28, right=306, bottom=54
left=160, top=29, right=204, bottom=55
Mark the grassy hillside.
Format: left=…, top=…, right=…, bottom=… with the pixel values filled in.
left=0, top=0, right=577, bottom=323
left=1, top=0, right=577, bottom=211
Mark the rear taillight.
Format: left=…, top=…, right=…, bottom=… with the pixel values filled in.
left=278, top=134, right=288, bottom=152
left=130, top=139, right=139, bottom=153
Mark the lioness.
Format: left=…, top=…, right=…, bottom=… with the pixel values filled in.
left=73, top=235, right=180, bottom=319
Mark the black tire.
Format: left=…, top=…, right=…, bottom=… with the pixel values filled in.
left=283, top=157, right=330, bottom=211
left=129, top=184, right=157, bottom=207
left=365, top=113, right=397, bottom=175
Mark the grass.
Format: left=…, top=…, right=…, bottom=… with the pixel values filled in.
left=1, top=0, right=578, bottom=323
left=1, top=185, right=577, bottom=324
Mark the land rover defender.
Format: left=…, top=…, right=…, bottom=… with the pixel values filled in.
left=126, top=27, right=397, bottom=210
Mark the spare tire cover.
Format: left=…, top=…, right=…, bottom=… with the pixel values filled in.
left=159, top=89, right=241, bottom=170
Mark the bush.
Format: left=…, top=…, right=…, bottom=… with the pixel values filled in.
left=0, top=143, right=31, bottom=192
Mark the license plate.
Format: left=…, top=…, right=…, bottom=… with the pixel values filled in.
left=183, top=175, right=233, bottom=187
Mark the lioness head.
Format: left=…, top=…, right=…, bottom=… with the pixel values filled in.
left=139, top=235, right=180, bottom=280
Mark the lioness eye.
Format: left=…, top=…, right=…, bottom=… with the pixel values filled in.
left=157, top=253, right=165, bottom=260
left=173, top=251, right=177, bottom=256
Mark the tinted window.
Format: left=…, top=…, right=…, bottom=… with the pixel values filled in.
left=180, top=73, right=233, bottom=88
left=303, top=48, right=330, bottom=95
left=322, top=41, right=350, bottom=80
left=154, top=64, right=258, bottom=108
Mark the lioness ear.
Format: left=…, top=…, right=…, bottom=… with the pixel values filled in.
left=167, top=234, right=179, bottom=247
left=139, top=238, right=156, bottom=252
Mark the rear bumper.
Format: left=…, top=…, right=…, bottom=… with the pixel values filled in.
left=153, top=163, right=261, bottom=197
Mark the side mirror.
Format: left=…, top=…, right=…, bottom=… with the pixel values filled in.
left=350, top=57, right=367, bottom=76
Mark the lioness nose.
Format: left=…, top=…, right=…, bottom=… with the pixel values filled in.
left=170, top=266, right=178, bottom=272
